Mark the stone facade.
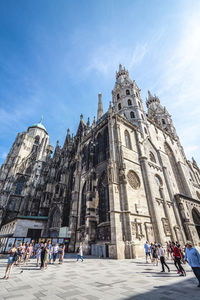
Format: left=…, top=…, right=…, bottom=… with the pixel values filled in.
left=0, top=65, right=200, bottom=258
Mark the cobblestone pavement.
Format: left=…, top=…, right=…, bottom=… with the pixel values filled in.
left=0, top=254, right=199, bottom=300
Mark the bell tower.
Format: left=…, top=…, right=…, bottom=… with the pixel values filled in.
left=112, top=64, right=148, bottom=136
left=146, top=91, right=178, bottom=139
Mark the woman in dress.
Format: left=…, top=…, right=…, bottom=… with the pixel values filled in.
left=36, top=246, right=41, bottom=267
left=151, top=244, right=158, bottom=266
left=43, top=245, right=49, bottom=269
left=4, top=245, right=17, bottom=279
left=59, top=244, right=65, bottom=264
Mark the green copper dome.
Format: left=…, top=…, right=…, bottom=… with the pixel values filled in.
left=28, top=117, right=47, bottom=133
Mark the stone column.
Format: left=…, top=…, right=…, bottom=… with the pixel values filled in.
left=135, top=132, right=164, bottom=244
left=161, top=166, right=186, bottom=243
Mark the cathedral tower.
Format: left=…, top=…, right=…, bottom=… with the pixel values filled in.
left=112, top=64, right=148, bottom=136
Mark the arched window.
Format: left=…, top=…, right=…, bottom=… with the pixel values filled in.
left=51, top=207, right=61, bottom=229
left=141, top=114, right=144, bottom=120
left=130, top=111, right=135, bottom=119
left=118, top=103, right=121, bottom=110
left=164, top=142, right=185, bottom=194
left=150, top=151, right=156, bottom=163
left=192, top=208, right=200, bottom=238
left=98, top=173, right=110, bottom=223
left=55, top=184, right=59, bottom=194
left=125, top=130, right=132, bottom=150
left=96, top=133, right=104, bottom=164
left=126, top=90, right=130, bottom=95
left=80, top=182, right=87, bottom=226
left=138, top=102, right=141, bottom=108
left=34, top=136, right=40, bottom=145
left=128, top=99, right=132, bottom=106
left=103, top=127, right=109, bottom=160
left=117, top=94, right=120, bottom=100
left=195, top=172, right=200, bottom=183
left=155, top=174, right=163, bottom=187
left=162, top=119, right=166, bottom=125
left=190, top=172, right=194, bottom=181
left=15, top=177, right=25, bottom=195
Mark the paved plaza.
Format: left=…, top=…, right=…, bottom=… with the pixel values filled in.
left=0, top=254, right=199, bottom=300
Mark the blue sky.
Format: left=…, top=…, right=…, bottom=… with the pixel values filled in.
left=0, top=0, right=200, bottom=166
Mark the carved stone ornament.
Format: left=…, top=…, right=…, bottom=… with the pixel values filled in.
left=196, top=191, right=200, bottom=200
left=127, top=170, right=140, bottom=189
left=162, top=218, right=171, bottom=236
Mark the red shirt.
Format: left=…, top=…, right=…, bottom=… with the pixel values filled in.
left=173, top=246, right=182, bottom=258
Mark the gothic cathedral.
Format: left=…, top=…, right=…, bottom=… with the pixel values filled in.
left=0, top=65, right=200, bottom=258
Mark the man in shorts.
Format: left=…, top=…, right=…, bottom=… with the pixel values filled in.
left=144, top=241, right=151, bottom=263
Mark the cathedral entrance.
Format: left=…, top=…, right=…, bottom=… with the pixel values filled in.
left=192, top=208, right=200, bottom=239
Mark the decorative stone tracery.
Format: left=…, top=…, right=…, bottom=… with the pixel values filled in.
left=127, top=170, right=140, bottom=189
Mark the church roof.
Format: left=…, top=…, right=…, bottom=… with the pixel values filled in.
left=28, top=118, right=47, bottom=133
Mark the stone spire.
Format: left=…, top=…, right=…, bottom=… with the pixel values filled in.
left=97, top=92, right=104, bottom=120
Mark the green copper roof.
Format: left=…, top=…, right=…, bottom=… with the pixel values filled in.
left=28, top=117, right=47, bottom=133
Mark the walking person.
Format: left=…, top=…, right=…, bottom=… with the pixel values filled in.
left=36, top=246, right=41, bottom=267
left=157, top=244, right=170, bottom=272
left=43, top=245, right=49, bottom=270
left=59, top=244, right=65, bottom=264
left=77, top=242, right=84, bottom=262
left=52, top=243, right=59, bottom=264
left=151, top=244, right=158, bottom=266
left=47, top=241, right=52, bottom=264
left=3, top=245, right=17, bottom=279
left=40, top=244, right=46, bottom=270
left=144, top=241, right=151, bottom=263
left=184, top=241, right=200, bottom=287
left=172, top=242, right=185, bottom=276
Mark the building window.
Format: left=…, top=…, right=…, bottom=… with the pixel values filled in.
left=138, top=102, right=141, bottom=108
left=128, top=99, right=132, bottom=106
left=15, top=177, right=25, bottom=195
left=126, top=90, right=130, bottom=95
left=125, top=130, right=132, bottom=150
left=96, top=133, right=104, bottom=164
left=118, top=103, right=121, bottom=110
left=98, top=172, right=110, bottom=223
left=80, top=182, right=87, bottom=226
left=130, top=111, right=135, bottom=118
left=150, top=151, right=156, bottom=163
left=34, top=136, right=40, bottom=145
left=117, top=94, right=120, bottom=100
left=141, top=114, right=144, bottom=120
left=155, top=174, right=163, bottom=187
left=162, top=119, right=166, bottom=125
left=144, top=127, right=147, bottom=134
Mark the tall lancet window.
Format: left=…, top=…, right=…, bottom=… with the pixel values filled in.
left=80, top=182, right=87, bottom=226
left=98, top=172, right=110, bottom=223
left=124, top=130, right=132, bottom=150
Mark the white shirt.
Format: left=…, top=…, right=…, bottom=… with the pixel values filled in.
left=157, top=247, right=165, bottom=257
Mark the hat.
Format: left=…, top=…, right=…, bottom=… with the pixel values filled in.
left=186, top=241, right=193, bottom=246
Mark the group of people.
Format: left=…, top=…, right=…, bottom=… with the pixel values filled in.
left=144, top=240, right=200, bottom=287
left=3, top=240, right=66, bottom=279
